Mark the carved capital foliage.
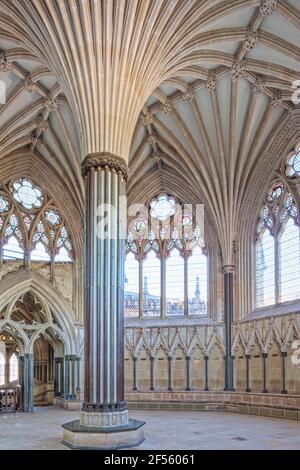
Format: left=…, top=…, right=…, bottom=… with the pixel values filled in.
left=81, top=152, right=129, bottom=180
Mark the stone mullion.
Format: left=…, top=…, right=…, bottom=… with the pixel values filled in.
left=275, top=235, right=280, bottom=305
left=245, top=354, right=251, bottom=392
left=204, top=355, right=209, bottom=391
left=18, top=356, right=24, bottom=411
left=224, top=266, right=235, bottom=391
left=262, top=353, right=268, bottom=393
left=186, top=356, right=191, bottom=391
left=138, top=259, right=143, bottom=318
left=184, top=255, right=189, bottom=316
left=281, top=351, right=287, bottom=394
left=161, top=255, right=166, bottom=319
left=23, top=354, right=34, bottom=412
left=168, top=356, right=172, bottom=391
left=133, top=357, right=137, bottom=391
left=150, top=356, right=155, bottom=391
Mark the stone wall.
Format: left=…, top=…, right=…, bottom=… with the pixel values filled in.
left=124, top=313, right=300, bottom=395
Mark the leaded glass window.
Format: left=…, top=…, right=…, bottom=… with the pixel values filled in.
left=125, top=252, right=139, bottom=318
left=0, top=178, right=74, bottom=263
left=9, top=353, right=18, bottom=383
left=256, top=142, right=300, bottom=308
left=143, top=250, right=161, bottom=317
left=125, top=194, right=208, bottom=318
left=0, top=353, right=5, bottom=386
left=166, top=249, right=184, bottom=316
left=188, top=247, right=208, bottom=315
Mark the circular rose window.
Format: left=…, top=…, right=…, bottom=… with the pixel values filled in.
left=12, top=178, right=43, bottom=210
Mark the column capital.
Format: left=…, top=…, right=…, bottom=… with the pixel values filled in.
left=81, top=152, right=129, bottom=180
left=223, top=264, right=235, bottom=274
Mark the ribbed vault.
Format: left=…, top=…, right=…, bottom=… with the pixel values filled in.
left=0, top=0, right=299, bottom=266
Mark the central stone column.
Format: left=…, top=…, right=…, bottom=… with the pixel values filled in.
left=62, top=154, right=144, bottom=449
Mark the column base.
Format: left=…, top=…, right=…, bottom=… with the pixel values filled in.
left=62, top=419, right=145, bottom=450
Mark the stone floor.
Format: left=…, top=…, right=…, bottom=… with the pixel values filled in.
left=0, top=407, right=300, bottom=450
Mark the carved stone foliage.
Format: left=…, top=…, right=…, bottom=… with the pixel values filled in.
left=243, top=28, right=258, bottom=51
left=260, top=0, right=278, bottom=16
left=81, top=152, right=129, bottom=180
left=0, top=53, right=12, bottom=72
left=231, top=60, right=245, bottom=81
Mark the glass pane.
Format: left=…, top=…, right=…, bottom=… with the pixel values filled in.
left=55, top=247, right=72, bottom=263
left=256, top=231, right=275, bottom=307
left=166, top=249, right=184, bottom=316
left=9, top=353, right=18, bottom=383
left=125, top=252, right=139, bottom=318
left=3, top=235, right=24, bottom=260
left=0, top=352, right=5, bottom=386
left=279, top=219, right=300, bottom=302
left=31, top=242, right=51, bottom=262
left=188, top=247, right=207, bottom=315
left=143, top=250, right=160, bottom=317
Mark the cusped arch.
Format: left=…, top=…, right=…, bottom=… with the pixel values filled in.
left=0, top=270, right=79, bottom=356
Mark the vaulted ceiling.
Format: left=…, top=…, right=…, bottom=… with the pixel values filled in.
left=0, top=0, right=299, bottom=263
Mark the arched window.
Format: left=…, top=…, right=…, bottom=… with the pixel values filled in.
left=279, top=218, right=300, bottom=302
left=255, top=143, right=300, bottom=308
left=143, top=250, right=161, bottom=317
left=9, top=353, right=18, bottom=383
left=125, top=252, right=139, bottom=318
left=0, top=178, right=74, bottom=263
left=256, top=229, right=275, bottom=308
left=188, top=246, right=208, bottom=315
left=125, top=194, right=208, bottom=318
left=166, top=249, right=184, bottom=316
left=0, top=352, right=5, bottom=386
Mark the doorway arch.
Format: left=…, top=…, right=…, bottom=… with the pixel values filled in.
left=0, top=272, right=80, bottom=411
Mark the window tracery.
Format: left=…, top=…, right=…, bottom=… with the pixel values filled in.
left=256, top=142, right=300, bottom=308
left=125, top=194, right=208, bottom=318
left=0, top=178, right=73, bottom=263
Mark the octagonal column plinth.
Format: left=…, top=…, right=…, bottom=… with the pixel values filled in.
left=62, top=154, right=144, bottom=449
